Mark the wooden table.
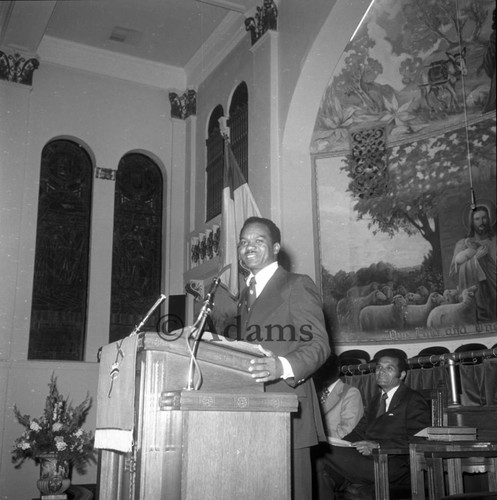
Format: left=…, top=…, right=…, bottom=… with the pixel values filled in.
left=409, top=437, right=497, bottom=500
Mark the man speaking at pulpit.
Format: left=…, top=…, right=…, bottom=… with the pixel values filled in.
left=225, top=216, right=330, bottom=500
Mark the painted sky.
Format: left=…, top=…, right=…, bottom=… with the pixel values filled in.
left=316, top=156, right=432, bottom=274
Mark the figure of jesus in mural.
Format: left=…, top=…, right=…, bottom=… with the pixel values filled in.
left=450, top=204, right=496, bottom=323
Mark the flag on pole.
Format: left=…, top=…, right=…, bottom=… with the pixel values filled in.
left=219, top=139, right=261, bottom=297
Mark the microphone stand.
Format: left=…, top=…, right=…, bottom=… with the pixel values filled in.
left=130, top=294, right=167, bottom=336
left=185, top=277, right=221, bottom=390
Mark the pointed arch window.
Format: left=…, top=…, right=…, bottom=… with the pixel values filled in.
left=28, top=139, right=93, bottom=360
left=228, top=82, right=249, bottom=180
left=205, top=105, right=225, bottom=221
left=109, top=153, right=163, bottom=343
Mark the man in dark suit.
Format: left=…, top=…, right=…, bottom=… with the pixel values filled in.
left=237, top=216, right=330, bottom=500
left=314, top=350, right=431, bottom=500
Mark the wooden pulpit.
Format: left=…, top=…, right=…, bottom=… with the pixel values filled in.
left=97, top=330, right=298, bottom=500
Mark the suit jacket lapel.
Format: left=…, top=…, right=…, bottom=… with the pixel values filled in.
left=324, top=380, right=343, bottom=413
left=246, top=267, right=287, bottom=324
left=388, top=383, right=407, bottom=412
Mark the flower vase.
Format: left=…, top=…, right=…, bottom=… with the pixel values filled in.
left=36, top=454, right=71, bottom=497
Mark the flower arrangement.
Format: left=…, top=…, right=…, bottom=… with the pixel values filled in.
left=12, top=373, right=96, bottom=474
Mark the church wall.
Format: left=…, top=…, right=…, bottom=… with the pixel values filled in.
left=0, top=60, right=183, bottom=498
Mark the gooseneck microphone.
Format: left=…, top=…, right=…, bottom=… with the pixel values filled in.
left=185, top=266, right=229, bottom=391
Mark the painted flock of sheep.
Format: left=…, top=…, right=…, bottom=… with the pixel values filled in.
left=336, top=282, right=479, bottom=332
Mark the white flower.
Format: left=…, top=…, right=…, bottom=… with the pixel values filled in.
left=74, top=429, right=83, bottom=438
left=20, top=441, right=31, bottom=450
left=30, top=421, right=41, bottom=432
left=55, top=436, right=67, bottom=451
left=52, top=422, right=63, bottom=432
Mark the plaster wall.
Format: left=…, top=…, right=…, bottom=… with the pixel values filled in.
left=0, top=62, right=186, bottom=498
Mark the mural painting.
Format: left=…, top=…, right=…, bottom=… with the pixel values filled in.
left=313, top=0, right=496, bottom=345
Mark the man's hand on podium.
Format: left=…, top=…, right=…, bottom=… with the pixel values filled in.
left=248, top=353, right=283, bottom=382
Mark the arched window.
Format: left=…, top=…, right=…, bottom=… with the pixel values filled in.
left=205, top=105, right=224, bottom=221
left=28, top=139, right=93, bottom=360
left=109, top=153, right=163, bottom=343
left=228, top=82, right=249, bottom=180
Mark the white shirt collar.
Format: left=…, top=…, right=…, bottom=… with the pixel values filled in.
left=382, top=384, right=401, bottom=410
left=246, top=262, right=278, bottom=297
left=326, top=379, right=339, bottom=393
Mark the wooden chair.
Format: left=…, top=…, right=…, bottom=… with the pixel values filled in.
left=424, top=449, right=497, bottom=500
left=372, top=446, right=411, bottom=500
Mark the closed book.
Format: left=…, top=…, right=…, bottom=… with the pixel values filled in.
left=427, top=426, right=476, bottom=435
left=427, top=433, right=476, bottom=441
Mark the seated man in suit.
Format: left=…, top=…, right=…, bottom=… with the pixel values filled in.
left=313, top=353, right=364, bottom=440
left=314, top=349, right=430, bottom=500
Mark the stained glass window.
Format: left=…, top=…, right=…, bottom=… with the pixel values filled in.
left=109, top=153, right=163, bottom=343
left=28, top=140, right=93, bottom=360
left=206, top=105, right=225, bottom=221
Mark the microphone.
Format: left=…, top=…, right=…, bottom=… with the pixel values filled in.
left=199, top=277, right=221, bottom=318
left=184, top=265, right=230, bottom=391
left=184, top=275, right=224, bottom=391
left=130, top=294, right=166, bottom=336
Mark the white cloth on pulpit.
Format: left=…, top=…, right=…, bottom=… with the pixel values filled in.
left=94, top=335, right=138, bottom=453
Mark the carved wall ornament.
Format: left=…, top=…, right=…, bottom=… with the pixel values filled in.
left=245, top=0, right=278, bottom=46
left=95, top=167, right=117, bottom=180
left=189, top=224, right=220, bottom=269
left=348, top=126, right=388, bottom=199
left=168, top=89, right=197, bottom=119
left=0, top=49, right=39, bottom=86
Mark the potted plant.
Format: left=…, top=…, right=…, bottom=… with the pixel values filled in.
left=11, top=373, right=96, bottom=496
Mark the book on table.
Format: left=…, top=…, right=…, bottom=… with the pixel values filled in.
left=427, top=426, right=476, bottom=435
left=415, top=426, right=477, bottom=440
left=427, top=433, right=476, bottom=441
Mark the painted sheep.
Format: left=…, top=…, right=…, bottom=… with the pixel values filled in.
left=404, top=292, right=445, bottom=328
left=359, top=294, right=407, bottom=332
left=350, top=289, right=387, bottom=328
left=427, top=286, right=478, bottom=328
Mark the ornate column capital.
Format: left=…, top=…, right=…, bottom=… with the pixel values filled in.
left=0, top=48, right=39, bottom=86
left=245, top=0, right=278, bottom=46
left=168, top=89, right=197, bottom=119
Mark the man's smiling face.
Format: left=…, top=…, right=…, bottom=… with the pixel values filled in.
left=238, top=222, right=280, bottom=274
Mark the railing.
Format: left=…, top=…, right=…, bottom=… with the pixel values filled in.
left=340, top=347, right=497, bottom=374
left=340, top=348, right=497, bottom=408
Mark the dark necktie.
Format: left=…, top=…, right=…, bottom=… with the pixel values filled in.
left=320, top=388, right=330, bottom=405
left=376, top=392, right=388, bottom=418
left=246, top=277, right=257, bottom=312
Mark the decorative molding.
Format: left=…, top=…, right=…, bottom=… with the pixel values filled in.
left=95, top=167, right=116, bottom=181
left=185, top=11, right=246, bottom=86
left=159, top=390, right=299, bottom=413
left=159, top=391, right=182, bottom=410
left=169, top=89, right=197, bottom=119
left=189, top=224, right=220, bottom=269
left=38, top=35, right=186, bottom=90
left=0, top=48, right=39, bottom=85
left=245, top=0, right=278, bottom=46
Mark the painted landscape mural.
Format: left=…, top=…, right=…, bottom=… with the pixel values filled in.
left=313, top=0, right=496, bottom=345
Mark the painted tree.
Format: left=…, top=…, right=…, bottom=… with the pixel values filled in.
left=344, top=118, right=496, bottom=273
left=332, top=30, right=385, bottom=114
left=399, top=0, right=490, bottom=54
